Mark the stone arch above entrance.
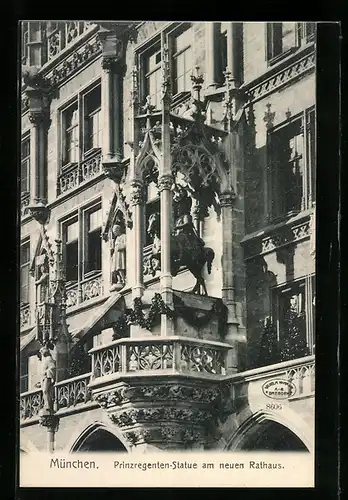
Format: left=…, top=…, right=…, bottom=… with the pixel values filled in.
left=70, top=422, right=128, bottom=453
left=226, top=411, right=311, bottom=453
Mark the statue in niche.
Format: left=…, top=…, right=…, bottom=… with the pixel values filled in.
left=110, top=221, right=126, bottom=291
left=38, top=345, right=56, bottom=414
left=146, top=183, right=215, bottom=295
left=172, top=183, right=205, bottom=261
left=35, top=254, right=50, bottom=304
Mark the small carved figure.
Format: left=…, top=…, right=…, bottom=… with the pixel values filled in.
left=172, top=183, right=205, bottom=261
left=110, top=224, right=126, bottom=288
left=39, top=346, right=56, bottom=413
left=35, top=259, right=49, bottom=303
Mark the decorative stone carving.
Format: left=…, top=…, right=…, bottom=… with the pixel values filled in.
left=20, top=304, right=31, bottom=330
left=39, top=413, right=59, bottom=431
left=47, top=35, right=102, bottom=89
left=81, top=275, right=103, bottom=302
left=161, top=43, right=171, bottom=103
left=56, top=374, right=92, bottom=410
left=101, top=56, right=125, bottom=75
left=94, top=382, right=222, bottom=407
left=219, top=191, right=236, bottom=207
left=81, top=150, right=102, bottom=181
left=249, top=50, right=315, bottom=103
left=129, top=181, right=145, bottom=206
left=28, top=203, right=50, bottom=225
left=92, top=376, right=234, bottom=448
left=157, top=174, right=173, bottom=192
left=28, top=111, right=51, bottom=128
left=20, top=389, right=44, bottom=421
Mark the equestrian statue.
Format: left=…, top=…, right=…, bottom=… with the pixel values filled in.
left=147, top=184, right=215, bottom=295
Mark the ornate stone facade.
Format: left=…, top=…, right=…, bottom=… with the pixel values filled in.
left=20, top=21, right=316, bottom=458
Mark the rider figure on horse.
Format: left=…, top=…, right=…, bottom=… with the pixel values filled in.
left=172, top=184, right=205, bottom=263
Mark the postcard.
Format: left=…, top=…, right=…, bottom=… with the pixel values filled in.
left=19, top=20, right=317, bottom=488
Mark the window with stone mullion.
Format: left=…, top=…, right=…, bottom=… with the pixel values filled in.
left=268, top=108, right=316, bottom=220
left=62, top=203, right=102, bottom=289
left=20, top=240, right=30, bottom=305
left=21, top=136, right=30, bottom=194
left=272, top=276, right=315, bottom=357
left=172, top=28, right=193, bottom=95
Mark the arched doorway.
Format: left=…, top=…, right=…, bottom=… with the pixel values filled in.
left=240, top=420, right=309, bottom=452
left=73, top=427, right=127, bottom=452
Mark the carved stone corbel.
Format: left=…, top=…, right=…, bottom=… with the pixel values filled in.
left=28, top=203, right=50, bottom=225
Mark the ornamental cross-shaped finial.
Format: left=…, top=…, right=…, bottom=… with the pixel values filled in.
left=130, top=65, right=139, bottom=106
left=191, top=65, right=204, bottom=92
left=161, top=43, right=171, bottom=102
left=263, top=103, right=276, bottom=129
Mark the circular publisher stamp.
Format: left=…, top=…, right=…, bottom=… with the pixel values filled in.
left=262, top=378, right=296, bottom=400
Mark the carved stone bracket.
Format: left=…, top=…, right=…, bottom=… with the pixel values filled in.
left=93, top=378, right=232, bottom=448
left=38, top=411, right=60, bottom=432
left=102, top=160, right=125, bottom=183
left=28, top=203, right=50, bottom=225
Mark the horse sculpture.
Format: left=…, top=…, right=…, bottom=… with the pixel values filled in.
left=147, top=212, right=215, bottom=295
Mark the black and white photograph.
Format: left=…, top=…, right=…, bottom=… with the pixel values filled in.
left=19, top=20, right=319, bottom=487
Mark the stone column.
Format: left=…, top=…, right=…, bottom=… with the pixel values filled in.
left=159, top=41, right=174, bottom=336
left=158, top=174, right=173, bottom=305
left=99, top=26, right=126, bottom=174
left=226, top=23, right=241, bottom=89
left=24, top=76, right=51, bottom=224
left=130, top=180, right=145, bottom=300
left=205, top=22, right=219, bottom=88
left=27, top=110, right=50, bottom=224
left=101, top=57, right=124, bottom=164
left=220, top=191, right=239, bottom=371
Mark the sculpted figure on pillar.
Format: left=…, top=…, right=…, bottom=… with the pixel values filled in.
left=38, top=346, right=56, bottom=414
left=110, top=220, right=127, bottom=291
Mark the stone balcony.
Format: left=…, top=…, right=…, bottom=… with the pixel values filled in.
left=57, top=149, right=103, bottom=197
left=88, top=336, right=232, bottom=450
left=89, top=336, right=231, bottom=382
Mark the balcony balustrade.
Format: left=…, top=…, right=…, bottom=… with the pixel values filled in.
left=57, top=149, right=102, bottom=196
left=66, top=271, right=103, bottom=310
left=90, top=337, right=230, bottom=381
left=20, top=355, right=315, bottom=424
left=20, top=388, right=44, bottom=421
left=47, top=22, right=93, bottom=61
left=20, top=303, right=31, bottom=331
left=55, top=373, right=93, bottom=410
left=235, top=355, right=315, bottom=401
left=20, top=192, right=31, bottom=219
